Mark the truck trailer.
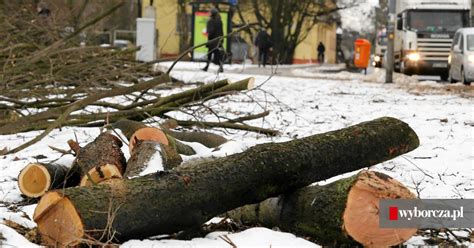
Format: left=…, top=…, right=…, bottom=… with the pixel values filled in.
left=394, top=0, right=471, bottom=80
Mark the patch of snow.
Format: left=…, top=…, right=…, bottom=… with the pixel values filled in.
left=20, top=205, right=37, bottom=226
left=122, top=227, right=320, bottom=248
left=0, top=207, right=36, bottom=229
left=138, top=144, right=164, bottom=176
left=0, top=224, right=39, bottom=247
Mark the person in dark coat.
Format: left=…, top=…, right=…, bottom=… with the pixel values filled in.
left=254, top=28, right=272, bottom=67
left=203, top=8, right=224, bottom=72
left=317, top=42, right=325, bottom=64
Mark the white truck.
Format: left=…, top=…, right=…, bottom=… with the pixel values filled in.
left=373, top=29, right=387, bottom=68
left=394, top=0, right=471, bottom=80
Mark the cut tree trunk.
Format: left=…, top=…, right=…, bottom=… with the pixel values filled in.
left=18, top=163, right=78, bottom=198
left=124, top=140, right=182, bottom=178
left=113, top=119, right=196, bottom=156
left=112, top=119, right=147, bottom=139
left=33, top=117, right=419, bottom=246
left=163, top=129, right=227, bottom=148
left=226, top=170, right=417, bottom=247
left=70, top=132, right=126, bottom=186
left=113, top=118, right=227, bottom=149
left=129, top=127, right=196, bottom=155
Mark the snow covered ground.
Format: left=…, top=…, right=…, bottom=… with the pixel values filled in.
left=0, top=62, right=472, bottom=247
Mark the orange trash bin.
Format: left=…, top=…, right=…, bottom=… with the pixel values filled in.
left=354, top=39, right=371, bottom=69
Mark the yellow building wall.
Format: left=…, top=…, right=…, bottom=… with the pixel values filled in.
left=143, top=0, right=336, bottom=63
left=293, top=23, right=336, bottom=64
left=142, top=0, right=180, bottom=57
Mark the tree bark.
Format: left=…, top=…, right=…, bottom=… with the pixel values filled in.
left=70, top=132, right=126, bottom=186
left=226, top=171, right=417, bottom=247
left=33, top=117, right=419, bottom=246
left=18, top=162, right=78, bottom=198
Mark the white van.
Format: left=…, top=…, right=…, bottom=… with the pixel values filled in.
left=448, top=28, right=474, bottom=85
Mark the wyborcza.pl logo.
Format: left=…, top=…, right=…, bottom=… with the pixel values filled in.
left=380, top=199, right=473, bottom=228
left=389, top=206, right=464, bottom=221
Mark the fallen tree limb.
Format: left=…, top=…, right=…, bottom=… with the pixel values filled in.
left=0, top=74, right=171, bottom=154
left=126, top=126, right=196, bottom=156
left=227, top=110, right=270, bottom=123
left=0, top=74, right=170, bottom=135
left=112, top=119, right=198, bottom=156
left=0, top=77, right=254, bottom=137
left=175, top=119, right=279, bottom=136
left=113, top=118, right=228, bottom=149
left=226, top=170, right=417, bottom=247
left=70, top=132, right=126, bottom=186
left=33, top=117, right=419, bottom=246
left=124, top=141, right=182, bottom=178
left=163, top=129, right=227, bottom=148
left=18, top=163, right=78, bottom=198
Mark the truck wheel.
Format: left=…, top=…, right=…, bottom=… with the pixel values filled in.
left=448, top=69, right=456, bottom=83
left=440, top=73, right=448, bottom=82
left=461, top=68, right=471, bottom=85
left=394, top=62, right=400, bottom=73
left=402, top=67, right=413, bottom=76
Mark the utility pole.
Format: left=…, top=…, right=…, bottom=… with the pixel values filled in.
left=385, top=0, right=396, bottom=83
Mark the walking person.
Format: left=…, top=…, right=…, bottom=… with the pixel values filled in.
left=202, top=8, right=224, bottom=73
left=254, top=28, right=272, bottom=67
left=317, top=41, right=325, bottom=64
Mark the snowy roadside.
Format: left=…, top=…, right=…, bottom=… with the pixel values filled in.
left=0, top=62, right=472, bottom=247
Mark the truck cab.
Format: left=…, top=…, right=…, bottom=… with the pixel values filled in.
left=394, top=0, right=471, bottom=80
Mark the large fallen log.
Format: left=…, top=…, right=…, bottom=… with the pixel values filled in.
left=226, top=170, right=417, bottom=247
left=33, top=117, right=419, bottom=246
left=70, top=132, right=126, bottom=186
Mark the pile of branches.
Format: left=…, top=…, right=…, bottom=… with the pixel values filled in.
left=0, top=2, right=273, bottom=155
left=0, top=1, right=159, bottom=93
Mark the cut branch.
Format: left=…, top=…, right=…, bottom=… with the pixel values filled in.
left=1, top=75, right=171, bottom=154
left=113, top=118, right=228, bottom=149
left=175, top=119, right=279, bottom=136
left=124, top=141, right=182, bottom=178
left=70, top=132, right=126, bottom=186
left=18, top=163, right=78, bottom=198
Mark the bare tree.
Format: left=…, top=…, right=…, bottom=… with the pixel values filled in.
left=177, top=0, right=191, bottom=53
left=236, top=0, right=349, bottom=64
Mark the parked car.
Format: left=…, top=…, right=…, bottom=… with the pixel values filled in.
left=113, top=39, right=133, bottom=49
left=448, top=27, right=474, bottom=85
